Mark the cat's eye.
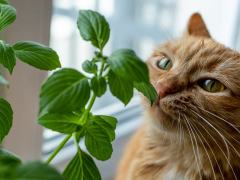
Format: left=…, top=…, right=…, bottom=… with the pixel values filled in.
left=157, top=56, right=173, bottom=70
left=200, top=79, right=225, bottom=93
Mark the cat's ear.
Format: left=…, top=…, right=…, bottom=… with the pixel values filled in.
left=184, top=13, right=211, bottom=38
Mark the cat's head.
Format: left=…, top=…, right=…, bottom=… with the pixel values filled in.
left=145, top=13, right=240, bottom=149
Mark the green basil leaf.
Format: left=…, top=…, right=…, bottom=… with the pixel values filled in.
left=0, top=149, right=21, bottom=177
left=91, top=76, right=106, bottom=97
left=108, top=70, right=133, bottom=105
left=0, top=156, right=21, bottom=169
left=0, top=0, right=9, bottom=5
left=85, top=124, right=113, bottom=161
left=134, top=81, right=158, bottom=106
left=0, top=40, right=16, bottom=74
left=0, top=98, right=13, bottom=143
left=82, top=150, right=101, bottom=180
left=14, top=161, right=65, bottom=180
left=0, top=4, right=16, bottom=31
left=99, top=115, right=117, bottom=130
left=82, top=60, right=97, bottom=74
left=77, top=10, right=110, bottom=51
left=0, top=149, right=21, bottom=163
left=12, top=41, right=61, bottom=70
left=0, top=159, right=20, bottom=179
left=63, top=152, right=83, bottom=180
left=94, top=52, right=102, bottom=58
left=92, top=57, right=101, bottom=63
left=37, top=113, right=82, bottom=134
left=107, top=49, right=149, bottom=83
left=0, top=72, right=9, bottom=88
left=39, top=68, right=90, bottom=116
left=63, top=150, right=101, bottom=180
left=91, top=116, right=115, bottom=142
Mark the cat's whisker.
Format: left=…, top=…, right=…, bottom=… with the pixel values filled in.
left=181, top=122, right=186, bottom=150
left=177, top=110, right=181, bottom=156
left=190, top=109, right=230, bottom=161
left=198, top=107, right=240, bottom=134
left=178, top=110, right=182, bottom=146
left=184, top=115, right=205, bottom=172
left=211, top=121, right=240, bottom=144
left=189, top=112, right=237, bottom=180
left=190, top=127, right=217, bottom=180
left=178, top=109, right=181, bottom=123
left=197, top=108, right=240, bottom=158
left=196, top=107, right=240, bottom=145
left=224, top=138, right=240, bottom=161
left=183, top=114, right=202, bottom=180
left=179, top=122, right=185, bottom=151
left=191, top=121, right=224, bottom=180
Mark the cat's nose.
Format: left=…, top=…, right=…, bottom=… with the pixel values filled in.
left=157, top=82, right=173, bottom=99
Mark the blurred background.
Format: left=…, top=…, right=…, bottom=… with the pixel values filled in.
left=1, top=0, right=240, bottom=179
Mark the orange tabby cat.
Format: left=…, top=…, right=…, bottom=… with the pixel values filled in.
left=115, top=13, right=240, bottom=180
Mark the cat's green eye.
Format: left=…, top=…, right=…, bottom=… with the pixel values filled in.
left=157, top=56, right=173, bottom=70
left=200, top=79, right=225, bottom=93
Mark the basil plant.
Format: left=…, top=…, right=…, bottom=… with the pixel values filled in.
left=0, top=2, right=158, bottom=180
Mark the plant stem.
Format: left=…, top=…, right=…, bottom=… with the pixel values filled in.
left=45, top=134, right=72, bottom=164
left=87, top=94, right=96, bottom=112
left=80, top=94, right=96, bottom=124
left=80, top=60, right=105, bottom=124
left=99, top=61, right=105, bottom=76
left=45, top=60, right=106, bottom=164
left=73, top=132, right=80, bottom=150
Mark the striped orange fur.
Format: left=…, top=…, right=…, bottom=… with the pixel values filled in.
left=115, top=13, right=240, bottom=180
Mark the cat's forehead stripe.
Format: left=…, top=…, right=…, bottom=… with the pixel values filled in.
left=169, top=37, right=239, bottom=73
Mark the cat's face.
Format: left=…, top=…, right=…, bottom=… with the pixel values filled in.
left=145, top=14, right=240, bottom=150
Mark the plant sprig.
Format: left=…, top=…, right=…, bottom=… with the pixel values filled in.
left=0, top=5, right=158, bottom=180
left=0, top=2, right=65, bottom=179
left=37, top=9, right=158, bottom=179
